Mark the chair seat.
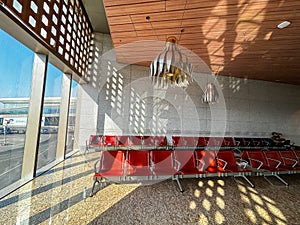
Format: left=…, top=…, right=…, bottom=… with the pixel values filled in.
left=177, top=167, right=202, bottom=175
left=153, top=168, right=177, bottom=176
left=95, top=169, right=124, bottom=177
left=126, top=167, right=152, bottom=176
left=206, top=166, right=225, bottom=173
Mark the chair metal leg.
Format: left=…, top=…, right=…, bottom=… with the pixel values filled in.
left=90, top=178, right=100, bottom=197
left=241, top=174, right=255, bottom=188
left=274, top=174, right=289, bottom=186
left=175, top=177, right=184, bottom=192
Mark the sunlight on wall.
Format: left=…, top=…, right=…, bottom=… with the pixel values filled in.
left=129, top=89, right=146, bottom=134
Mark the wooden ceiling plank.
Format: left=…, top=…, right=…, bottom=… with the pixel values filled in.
left=104, top=0, right=164, bottom=7
left=104, top=2, right=166, bottom=17
left=106, top=15, right=133, bottom=26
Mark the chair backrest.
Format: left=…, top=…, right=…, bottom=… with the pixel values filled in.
left=172, top=136, right=196, bottom=147
left=245, top=151, right=267, bottom=168
left=195, top=150, right=217, bottom=170
left=196, top=137, right=206, bottom=147
left=251, top=138, right=263, bottom=147
left=293, top=150, right=300, bottom=159
left=127, top=150, right=150, bottom=168
left=182, top=136, right=196, bottom=147
left=116, top=135, right=131, bottom=147
left=172, top=136, right=182, bottom=147
left=100, top=150, right=125, bottom=172
left=234, top=137, right=249, bottom=147
left=142, top=136, right=155, bottom=146
left=103, top=135, right=117, bottom=146
left=243, top=138, right=252, bottom=146
left=263, top=151, right=283, bottom=168
left=224, top=137, right=235, bottom=147
left=173, top=150, right=196, bottom=171
left=217, top=150, right=238, bottom=170
left=152, top=150, right=174, bottom=170
left=205, top=137, right=223, bottom=147
left=279, top=150, right=298, bottom=166
left=155, top=136, right=167, bottom=147
left=89, top=135, right=102, bottom=146
left=131, top=136, right=144, bottom=146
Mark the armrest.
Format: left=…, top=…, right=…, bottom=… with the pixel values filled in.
left=101, top=136, right=106, bottom=146
left=266, top=157, right=281, bottom=168
left=281, top=157, right=298, bottom=167
left=253, top=141, right=260, bottom=146
left=224, top=140, right=230, bottom=147
left=235, top=141, right=241, bottom=146
left=174, top=159, right=181, bottom=171
left=196, top=158, right=205, bottom=170
left=94, top=160, right=100, bottom=173
left=236, top=158, right=249, bottom=169
left=217, top=158, right=227, bottom=170
left=249, top=158, right=263, bottom=170
left=233, top=148, right=242, bottom=155
left=244, top=141, right=250, bottom=146
left=86, top=140, right=89, bottom=150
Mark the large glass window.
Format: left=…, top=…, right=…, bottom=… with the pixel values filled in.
left=36, top=63, right=62, bottom=170
left=66, top=80, right=78, bottom=154
left=0, top=29, right=34, bottom=190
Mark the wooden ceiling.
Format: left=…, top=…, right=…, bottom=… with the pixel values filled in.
left=100, top=0, right=300, bottom=85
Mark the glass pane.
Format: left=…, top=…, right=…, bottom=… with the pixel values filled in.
left=66, top=80, right=78, bottom=154
left=36, top=63, right=62, bottom=170
left=0, top=29, right=34, bottom=190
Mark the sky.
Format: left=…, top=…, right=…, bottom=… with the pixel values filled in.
left=0, top=29, right=77, bottom=98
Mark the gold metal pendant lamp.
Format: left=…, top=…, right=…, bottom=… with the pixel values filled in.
left=150, top=36, right=193, bottom=88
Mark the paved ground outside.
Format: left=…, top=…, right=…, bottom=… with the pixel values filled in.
left=0, top=133, right=57, bottom=189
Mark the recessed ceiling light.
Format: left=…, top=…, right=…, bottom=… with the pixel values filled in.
left=277, top=21, right=291, bottom=29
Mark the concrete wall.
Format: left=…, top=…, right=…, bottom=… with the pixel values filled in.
left=76, top=33, right=300, bottom=148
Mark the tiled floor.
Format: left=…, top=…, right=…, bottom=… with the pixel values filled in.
left=1, top=151, right=300, bottom=225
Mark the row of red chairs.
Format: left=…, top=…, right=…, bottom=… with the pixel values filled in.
left=90, top=149, right=254, bottom=196
left=91, top=149, right=300, bottom=196
left=241, top=150, right=300, bottom=185
left=88, top=135, right=278, bottom=150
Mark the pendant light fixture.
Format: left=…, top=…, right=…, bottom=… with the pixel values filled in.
left=203, top=66, right=220, bottom=104
left=147, top=1, right=192, bottom=89
left=203, top=82, right=218, bottom=104
left=150, top=36, right=193, bottom=88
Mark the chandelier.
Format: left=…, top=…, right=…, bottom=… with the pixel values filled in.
left=150, top=36, right=193, bottom=88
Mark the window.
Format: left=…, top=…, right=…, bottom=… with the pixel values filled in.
left=0, top=29, right=34, bottom=190
left=36, top=63, right=62, bottom=170
left=66, top=80, right=78, bottom=154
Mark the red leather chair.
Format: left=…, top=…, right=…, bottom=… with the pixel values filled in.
left=242, top=150, right=288, bottom=186
left=126, top=150, right=152, bottom=176
left=196, top=137, right=206, bottom=148
left=152, top=150, right=176, bottom=176
left=102, top=135, right=117, bottom=148
left=116, top=135, right=131, bottom=148
left=279, top=150, right=300, bottom=172
left=91, top=150, right=126, bottom=196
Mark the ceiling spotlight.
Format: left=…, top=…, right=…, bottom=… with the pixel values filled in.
left=277, top=21, right=291, bottom=29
